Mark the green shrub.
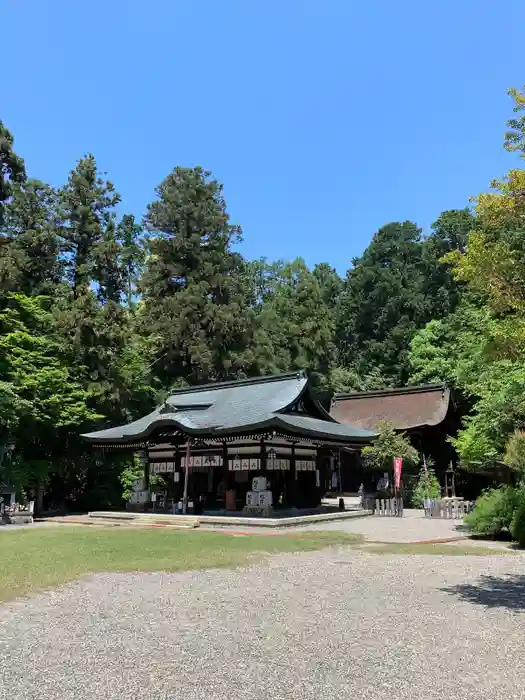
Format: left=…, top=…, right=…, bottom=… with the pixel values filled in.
left=464, top=486, right=521, bottom=536
left=410, top=468, right=441, bottom=508
left=504, top=430, right=525, bottom=476
left=119, top=455, right=164, bottom=502
left=511, top=498, right=525, bottom=546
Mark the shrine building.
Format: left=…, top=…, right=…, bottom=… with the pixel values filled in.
left=82, top=371, right=375, bottom=513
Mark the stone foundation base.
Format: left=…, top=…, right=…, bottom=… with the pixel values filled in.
left=242, top=505, right=274, bottom=517
left=2, top=514, right=33, bottom=525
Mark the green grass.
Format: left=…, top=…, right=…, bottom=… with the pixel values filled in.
left=359, top=542, right=517, bottom=556
left=1, top=526, right=518, bottom=604
left=0, top=527, right=363, bottom=603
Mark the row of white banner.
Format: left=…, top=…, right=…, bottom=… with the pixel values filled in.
left=149, top=457, right=316, bottom=474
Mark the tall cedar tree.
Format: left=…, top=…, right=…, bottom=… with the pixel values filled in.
left=312, top=262, right=343, bottom=309
left=55, top=156, right=138, bottom=423
left=250, top=258, right=335, bottom=378
left=337, top=213, right=472, bottom=386
left=421, top=208, right=473, bottom=318
left=0, top=179, right=63, bottom=295
left=59, top=154, right=121, bottom=298
left=337, top=221, right=427, bottom=385
left=117, top=214, right=145, bottom=309
left=140, top=166, right=256, bottom=386
left=0, top=120, right=25, bottom=226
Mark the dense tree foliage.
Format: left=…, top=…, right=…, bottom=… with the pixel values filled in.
left=337, top=221, right=428, bottom=385
left=0, top=121, right=25, bottom=226
left=139, top=166, right=258, bottom=385
left=336, top=212, right=472, bottom=387
left=248, top=258, right=335, bottom=380
left=4, top=84, right=525, bottom=507
left=408, top=85, right=525, bottom=468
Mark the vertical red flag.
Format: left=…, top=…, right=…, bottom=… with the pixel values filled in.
left=394, top=457, right=403, bottom=491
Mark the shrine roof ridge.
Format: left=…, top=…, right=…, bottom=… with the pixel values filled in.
left=331, top=383, right=452, bottom=432
left=167, top=371, right=306, bottom=396
left=81, top=370, right=375, bottom=446
left=334, top=383, right=447, bottom=401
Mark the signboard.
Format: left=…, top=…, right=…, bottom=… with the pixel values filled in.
left=393, top=457, right=403, bottom=490
left=150, top=462, right=175, bottom=474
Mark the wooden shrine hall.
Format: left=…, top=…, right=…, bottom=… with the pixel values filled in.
left=82, top=372, right=375, bottom=514
left=330, top=384, right=457, bottom=492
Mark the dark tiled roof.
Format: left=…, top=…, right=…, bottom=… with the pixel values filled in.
left=82, top=372, right=375, bottom=445
left=274, top=413, right=373, bottom=440
left=330, top=384, right=451, bottom=431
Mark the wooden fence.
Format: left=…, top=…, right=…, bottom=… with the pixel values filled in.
left=374, top=498, right=404, bottom=517
left=424, top=499, right=472, bottom=519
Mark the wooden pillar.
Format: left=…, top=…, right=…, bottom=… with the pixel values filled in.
left=223, top=442, right=236, bottom=511
left=260, top=438, right=267, bottom=472
left=36, top=481, right=45, bottom=515
left=143, top=448, right=150, bottom=513
left=222, top=443, right=230, bottom=489
left=289, top=443, right=296, bottom=508
left=173, top=446, right=181, bottom=505
left=143, top=450, right=150, bottom=489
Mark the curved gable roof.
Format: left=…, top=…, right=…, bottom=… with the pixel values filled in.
left=330, top=384, right=451, bottom=431
left=82, top=372, right=376, bottom=445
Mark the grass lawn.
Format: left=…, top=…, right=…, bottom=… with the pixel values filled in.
left=360, top=541, right=518, bottom=556
left=1, top=526, right=517, bottom=604
left=0, top=526, right=363, bottom=603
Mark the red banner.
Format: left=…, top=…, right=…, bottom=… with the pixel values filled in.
left=394, top=457, right=403, bottom=490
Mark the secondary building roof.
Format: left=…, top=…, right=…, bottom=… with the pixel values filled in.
left=82, top=371, right=375, bottom=446
left=330, top=384, right=451, bottom=432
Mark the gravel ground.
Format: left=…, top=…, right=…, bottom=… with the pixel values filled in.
left=1, top=547, right=525, bottom=700
left=296, top=510, right=468, bottom=541
left=211, top=509, right=469, bottom=542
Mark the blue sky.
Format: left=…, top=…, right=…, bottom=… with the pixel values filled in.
left=3, top=1, right=525, bottom=274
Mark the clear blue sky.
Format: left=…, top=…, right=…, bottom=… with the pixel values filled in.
left=3, top=1, right=525, bottom=274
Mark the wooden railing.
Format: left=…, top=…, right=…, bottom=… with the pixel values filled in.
left=374, top=498, right=404, bottom=517
left=424, top=499, right=472, bottom=519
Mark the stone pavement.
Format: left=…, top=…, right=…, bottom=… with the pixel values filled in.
left=210, top=508, right=469, bottom=542
left=294, top=508, right=468, bottom=542
left=1, top=547, right=524, bottom=700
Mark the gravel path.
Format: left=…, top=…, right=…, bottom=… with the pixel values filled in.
left=211, top=509, right=469, bottom=542
left=296, top=509, right=468, bottom=541
left=1, top=548, right=525, bottom=700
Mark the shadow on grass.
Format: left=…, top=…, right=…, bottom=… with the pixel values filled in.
left=444, top=573, right=525, bottom=611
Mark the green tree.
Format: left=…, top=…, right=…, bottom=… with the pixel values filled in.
left=140, top=166, right=257, bottom=386
left=55, top=155, right=153, bottom=425
left=0, top=179, right=63, bottom=295
left=436, top=89, right=525, bottom=466
left=504, top=429, right=525, bottom=476
left=60, top=154, right=121, bottom=298
left=312, top=262, right=343, bottom=309
left=337, top=212, right=472, bottom=387
left=421, top=208, right=473, bottom=317
left=255, top=258, right=335, bottom=379
left=117, top=214, right=145, bottom=309
left=327, top=365, right=387, bottom=393
left=337, top=221, right=428, bottom=385
left=408, top=301, right=489, bottom=388
left=504, top=85, right=525, bottom=155
left=362, top=421, right=419, bottom=472
left=0, top=293, right=100, bottom=497
left=411, top=466, right=442, bottom=507
left=0, top=120, right=25, bottom=226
